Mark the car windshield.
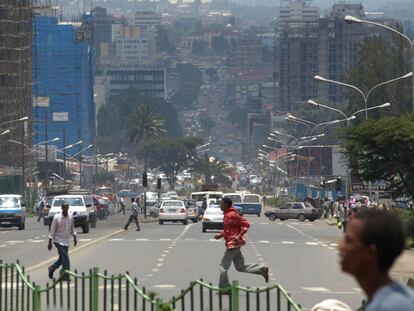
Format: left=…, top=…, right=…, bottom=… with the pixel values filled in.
left=0, top=197, right=19, bottom=209
left=205, top=207, right=222, bottom=215
left=53, top=197, right=84, bottom=207
left=163, top=201, right=183, bottom=207
left=96, top=188, right=112, bottom=195
left=243, top=195, right=260, bottom=203
left=224, top=195, right=242, bottom=203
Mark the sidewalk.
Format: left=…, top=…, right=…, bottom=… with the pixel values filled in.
left=391, top=249, right=414, bottom=282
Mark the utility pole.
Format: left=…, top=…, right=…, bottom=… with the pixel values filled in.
left=45, top=110, right=49, bottom=196
left=63, top=127, right=66, bottom=181
left=21, top=119, right=25, bottom=195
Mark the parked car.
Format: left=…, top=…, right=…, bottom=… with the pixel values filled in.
left=183, top=199, right=199, bottom=223
left=202, top=204, right=223, bottom=232
left=159, top=200, right=188, bottom=225
left=0, top=194, right=26, bottom=230
left=49, top=195, right=91, bottom=233
left=264, top=202, right=322, bottom=222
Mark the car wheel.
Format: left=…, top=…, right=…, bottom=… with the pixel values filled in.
left=257, top=213, right=261, bottom=217
left=18, top=222, right=25, bottom=230
left=192, top=219, right=198, bottom=223
left=82, top=222, right=90, bottom=234
left=159, top=220, right=164, bottom=225
left=183, top=219, right=188, bottom=225
left=309, top=218, right=315, bottom=222
left=268, top=213, right=277, bottom=222
left=279, top=218, right=285, bottom=221
left=202, top=225, right=206, bottom=233
left=298, top=214, right=306, bottom=222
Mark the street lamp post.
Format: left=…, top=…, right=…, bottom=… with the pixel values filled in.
left=345, top=15, right=414, bottom=112
left=308, top=99, right=391, bottom=199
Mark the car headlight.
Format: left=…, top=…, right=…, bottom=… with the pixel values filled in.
left=77, top=211, right=87, bottom=216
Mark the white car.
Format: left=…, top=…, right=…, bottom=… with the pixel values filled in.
left=159, top=200, right=188, bottom=225
left=49, top=195, right=90, bottom=233
left=202, top=205, right=224, bottom=232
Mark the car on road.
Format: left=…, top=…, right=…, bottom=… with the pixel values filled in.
left=83, top=195, right=97, bottom=228
left=202, top=204, right=223, bottom=232
left=0, top=194, right=26, bottom=230
left=159, top=200, right=188, bottom=225
left=184, top=199, right=199, bottom=223
left=49, top=195, right=91, bottom=233
left=264, top=202, right=322, bottom=222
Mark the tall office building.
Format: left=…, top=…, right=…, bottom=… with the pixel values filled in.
left=277, top=0, right=320, bottom=111
left=32, top=15, right=95, bottom=156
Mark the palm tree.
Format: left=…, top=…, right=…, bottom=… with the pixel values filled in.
left=191, top=153, right=232, bottom=184
left=126, top=104, right=166, bottom=145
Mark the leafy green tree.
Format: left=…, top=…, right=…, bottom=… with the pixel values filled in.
left=126, top=104, right=166, bottom=145
left=346, top=36, right=411, bottom=117
left=211, top=35, right=229, bottom=54
left=137, top=137, right=202, bottom=189
left=97, top=88, right=182, bottom=153
left=341, top=115, right=414, bottom=198
left=191, top=153, right=233, bottom=184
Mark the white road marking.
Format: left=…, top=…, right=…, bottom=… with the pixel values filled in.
left=6, top=240, right=19, bottom=243
left=352, top=287, right=363, bottom=292
left=282, top=241, right=294, bottom=244
left=156, top=263, right=163, bottom=267
left=136, top=238, right=149, bottom=241
left=154, top=285, right=176, bottom=289
left=110, top=238, right=124, bottom=241
left=302, top=287, right=330, bottom=292
left=161, top=254, right=167, bottom=257
left=158, top=258, right=164, bottom=262
left=260, top=222, right=269, bottom=225
left=258, top=240, right=270, bottom=244
left=306, top=242, right=319, bottom=246
left=160, top=238, right=171, bottom=241
left=30, top=240, right=44, bottom=243
left=164, top=250, right=170, bottom=253
left=152, top=268, right=159, bottom=272
left=209, top=239, right=220, bottom=242
left=41, top=235, right=47, bottom=238
left=330, top=243, right=338, bottom=247
left=173, top=223, right=194, bottom=241
left=328, top=247, right=334, bottom=250
left=0, top=245, right=6, bottom=247
left=185, top=238, right=196, bottom=241
left=147, top=274, right=154, bottom=278
left=79, top=239, right=92, bottom=242
left=258, top=258, right=264, bottom=261
left=34, top=236, right=40, bottom=239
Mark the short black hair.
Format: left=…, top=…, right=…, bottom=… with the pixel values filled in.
left=221, top=197, right=232, bottom=207
left=355, top=209, right=405, bottom=272
left=61, top=202, right=69, bottom=208
left=131, top=197, right=135, bottom=203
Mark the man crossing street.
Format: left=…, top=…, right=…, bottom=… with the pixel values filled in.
left=124, top=197, right=140, bottom=231
left=47, top=202, right=77, bottom=281
left=214, top=197, right=269, bottom=293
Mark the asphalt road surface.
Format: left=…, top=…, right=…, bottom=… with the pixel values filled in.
left=1, top=214, right=364, bottom=310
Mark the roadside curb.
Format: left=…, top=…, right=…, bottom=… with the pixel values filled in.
left=26, top=228, right=124, bottom=273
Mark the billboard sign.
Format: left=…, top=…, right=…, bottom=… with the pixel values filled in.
left=33, top=97, right=50, bottom=107
left=52, top=112, right=69, bottom=122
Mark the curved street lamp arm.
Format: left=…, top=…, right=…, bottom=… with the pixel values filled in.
left=311, top=102, right=348, bottom=120
left=354, top=18, right=413, bottom=45
left=315, top=76, right=366, bottom=102
left=285, top=117, right=312, bottom=131
left=351, top=103, right=390, bottom=118
left=366, top=73, right=413, bottom=100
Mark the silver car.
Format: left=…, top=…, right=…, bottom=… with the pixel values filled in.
left=264, top=202, right=322, bottom=222
left=159, top=200, right=188, bottom=225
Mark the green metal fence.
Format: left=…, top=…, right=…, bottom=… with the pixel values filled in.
left=0, top=261, right=302, bottom=311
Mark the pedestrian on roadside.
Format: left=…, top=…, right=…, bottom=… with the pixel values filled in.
left=47, top=202, right=77, bottom=281
left=117, top=196, right=126, bottom=215
left=214, top=197, right=269, bottom=293
left=37, top=196, right=46, bottom=222
left=339, top=209, right=414, bottom=310
left=323, top=197, right=330, bottom=219
left=124, top=197, right=140, bottom=231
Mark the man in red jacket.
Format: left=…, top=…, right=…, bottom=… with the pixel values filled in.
left=215, top=197, right=269, bottom=291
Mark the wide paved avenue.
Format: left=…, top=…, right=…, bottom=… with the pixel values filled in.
left=2, top=215, right=363, bottom=309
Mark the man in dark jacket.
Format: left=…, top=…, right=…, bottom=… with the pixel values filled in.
left=214, top=197, right=269, bottom=291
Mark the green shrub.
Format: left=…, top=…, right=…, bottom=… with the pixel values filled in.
left=392, top=209, right=414, bottom=241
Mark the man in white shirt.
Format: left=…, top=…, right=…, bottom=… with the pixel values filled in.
left=48, top=202, right=77, bottom=281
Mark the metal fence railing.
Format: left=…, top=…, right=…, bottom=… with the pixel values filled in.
left=0, top=260, right=302, bottom=311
